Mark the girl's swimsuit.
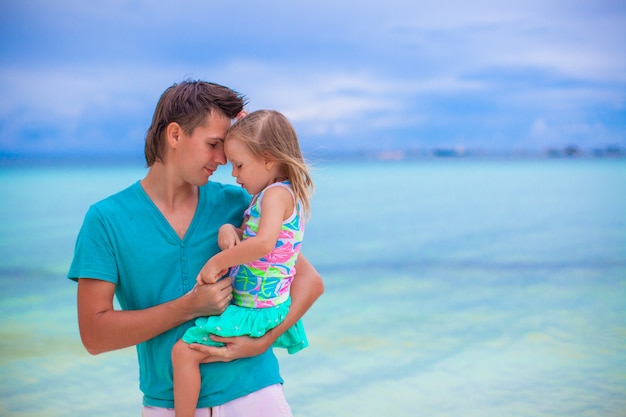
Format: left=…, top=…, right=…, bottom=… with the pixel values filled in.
left=183, top=181, right=308, bottom=354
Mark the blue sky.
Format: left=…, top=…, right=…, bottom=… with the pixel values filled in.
left=0, top=0, right=624, bottom=159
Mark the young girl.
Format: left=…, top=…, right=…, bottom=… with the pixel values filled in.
left=171, top=109, right=314, bottom=417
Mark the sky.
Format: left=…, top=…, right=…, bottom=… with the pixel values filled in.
left=0, top=0, right=625, bottom=159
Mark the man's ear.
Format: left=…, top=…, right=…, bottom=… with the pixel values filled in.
left=166, top=122, right=182, bottom=148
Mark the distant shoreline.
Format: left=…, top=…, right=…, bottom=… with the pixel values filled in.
left=0, top=154, right=148, bottom=168
left=1, top=145, right=624, bottom=167
left=310, top=145, right=626, bottom=162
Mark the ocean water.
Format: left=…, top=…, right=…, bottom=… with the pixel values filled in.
left=1, top=158, right=625, bottom=416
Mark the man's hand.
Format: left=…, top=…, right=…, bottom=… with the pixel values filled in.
left=188, top=334, right=272, bottom=363
left=185, top=278, right=233, bottom=318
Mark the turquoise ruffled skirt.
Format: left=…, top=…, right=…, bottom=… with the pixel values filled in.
left=182, top=297, right=308, bottom=354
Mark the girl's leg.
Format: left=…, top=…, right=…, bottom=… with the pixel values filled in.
left=171, top=339, right=210, bottom=417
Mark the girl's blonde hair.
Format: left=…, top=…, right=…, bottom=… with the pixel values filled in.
left=226, top=110, right=314, bottom=217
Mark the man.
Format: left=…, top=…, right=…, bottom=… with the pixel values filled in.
left=68, top=80, right=324, bottom=416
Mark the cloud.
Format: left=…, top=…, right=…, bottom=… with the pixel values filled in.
left=0, top=0, right=624, bottom=157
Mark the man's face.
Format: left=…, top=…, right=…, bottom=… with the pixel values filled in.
left=175, top=112, right=230, bottom=186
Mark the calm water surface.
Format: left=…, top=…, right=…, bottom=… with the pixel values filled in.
left=1, top=159, right=624, bottom=416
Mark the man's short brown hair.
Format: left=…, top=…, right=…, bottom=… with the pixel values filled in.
left=144, top=80, right=247, bottom=166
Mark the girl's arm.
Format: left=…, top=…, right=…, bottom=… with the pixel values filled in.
left=197, top=186, right=293, bottom=284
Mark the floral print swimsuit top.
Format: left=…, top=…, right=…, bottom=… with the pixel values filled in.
left=230, top=181, right=305, bottom=308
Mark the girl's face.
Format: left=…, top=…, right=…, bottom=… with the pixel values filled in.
left=225, top=138, right=274, bottom=195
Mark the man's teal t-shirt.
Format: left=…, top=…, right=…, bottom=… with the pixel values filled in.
left=67, top=181, right=283, bottom=408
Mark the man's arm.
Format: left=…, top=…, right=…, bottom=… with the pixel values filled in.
left=191, top=254, right=324, bottom=362
left=77, top=277, right=233, bottom=355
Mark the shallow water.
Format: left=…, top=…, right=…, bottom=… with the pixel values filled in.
left=1, top=159, right=625, bottom=416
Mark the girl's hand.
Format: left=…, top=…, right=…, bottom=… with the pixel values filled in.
left=217, top=224, right=242, bottom=251
left=196, top=260, right=227, bottom=285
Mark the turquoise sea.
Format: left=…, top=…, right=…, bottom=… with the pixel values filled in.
left=1, top=158, right=625, bottom=416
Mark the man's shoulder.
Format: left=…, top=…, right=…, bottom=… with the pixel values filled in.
left=202, top=180, right=244, bottom=194
left=89, top=181, right=141, bottom=213
left=202, top=181, right=250, bottom=204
